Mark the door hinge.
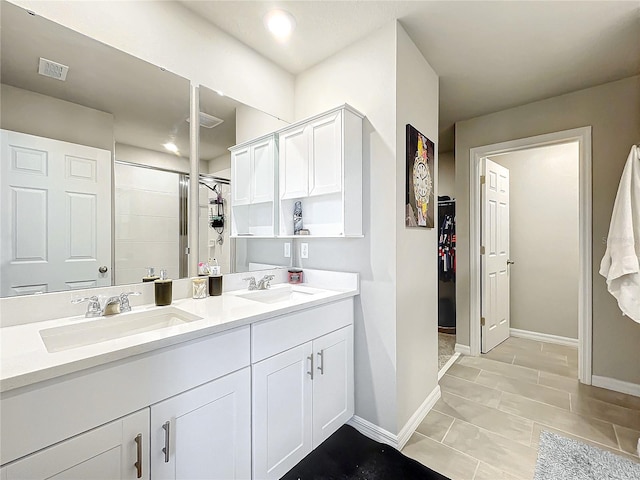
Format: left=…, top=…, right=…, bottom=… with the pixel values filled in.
left=481, top=317, right=486, bottom=326
left=480, top=175, right=486, bottom=185
left=480, top=246, right=485, bottom=255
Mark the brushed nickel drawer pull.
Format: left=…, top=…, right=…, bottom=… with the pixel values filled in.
left=317, top=350, right=325, bottom=375
left=162, top=421, right=170, bottom=463
left=307, top=354, right=314, bottom=380
left=134, top=433, right=142, bottom=478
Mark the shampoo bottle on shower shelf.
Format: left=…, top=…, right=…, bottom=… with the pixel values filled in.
left=154, top=269, right=172, bottom=306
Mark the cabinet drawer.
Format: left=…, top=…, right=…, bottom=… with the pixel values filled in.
left=1, top=326, right=250, bottom=466
left=252, top=298, right=353, bottom=363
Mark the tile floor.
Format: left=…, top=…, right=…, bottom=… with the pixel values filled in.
left=402, top=336, right=640, bottom=480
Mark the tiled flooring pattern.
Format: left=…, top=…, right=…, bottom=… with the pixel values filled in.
left=401, top=337, right=640, bottom=480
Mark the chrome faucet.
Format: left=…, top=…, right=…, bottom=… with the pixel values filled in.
left=243, top=276, right=258, bottom=291
left=256, top=275, right=275, bottom=290
left=243, top=275, right=275, bottom=291
left=72, top=291, right=141, bottom=318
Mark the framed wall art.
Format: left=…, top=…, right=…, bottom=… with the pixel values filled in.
left=405, top=124, right=435, bottom=228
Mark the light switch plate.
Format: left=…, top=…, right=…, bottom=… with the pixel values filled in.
left=284, top=242, right=291, bottom=258
left=300, top=243, right=309, bottom=259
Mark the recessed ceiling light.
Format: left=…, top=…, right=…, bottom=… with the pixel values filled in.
left=163, top=142, right=178, bottom=153
left=264, top=9, right=296, bottom=41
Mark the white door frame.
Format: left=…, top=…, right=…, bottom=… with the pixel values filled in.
left=469, top=127, right=592, bottom=384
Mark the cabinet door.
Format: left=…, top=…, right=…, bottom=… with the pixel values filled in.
left=279, top=125, right=309, bottom=200
left=251, top=137, right=274, bottom=203
left=231, top=147, right=251, bottom=205
left=253, top=343, right=313, bottom=480
left=150, top=368, right=251, bottom=480
left=312, top=325, right=354, bottom=447
left=2, top=409, right=149, bottom=480
left=308, top=111, right=343, bottom=197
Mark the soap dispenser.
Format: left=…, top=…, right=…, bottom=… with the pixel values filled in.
left=142, top=266, right=160, bottom=283
left=154, top=269, right=172, bottom=306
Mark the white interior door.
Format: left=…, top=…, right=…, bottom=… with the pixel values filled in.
left=0, top=130, right=111, bottom=297
left=481, top=158, right=510, bottom=353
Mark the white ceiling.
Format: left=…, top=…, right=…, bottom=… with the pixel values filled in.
left=180, top=1, right=640, bottom=151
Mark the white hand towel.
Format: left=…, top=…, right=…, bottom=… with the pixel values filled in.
left=599, top=145, right=640, bottom=323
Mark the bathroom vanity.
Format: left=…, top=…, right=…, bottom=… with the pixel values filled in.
left=0, top=271, right=358, bottom=480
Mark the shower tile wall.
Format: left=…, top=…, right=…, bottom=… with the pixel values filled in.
left=115, top=163, right=180, bottom=284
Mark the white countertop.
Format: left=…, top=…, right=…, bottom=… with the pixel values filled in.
left=0, top=279, right=358, bottom=393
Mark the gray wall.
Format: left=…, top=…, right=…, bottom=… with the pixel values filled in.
left=395, top=24, right=439, bottom=432
left=438, top=151, right=455, bottom=197
left=490, top=143, right=579, bottom=339
left=1, top=84, right=114, bottom=151
left=455, top=75, right=640, bottom=384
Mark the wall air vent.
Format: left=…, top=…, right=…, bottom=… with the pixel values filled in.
left=38, top=58, right=69, bottom=81
left=187, top=112, right=224, bottom=129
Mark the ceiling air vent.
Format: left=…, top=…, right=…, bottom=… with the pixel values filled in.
left=38, top=58, right=69, bottom=81
left=187, top=112, right=224, bottom=129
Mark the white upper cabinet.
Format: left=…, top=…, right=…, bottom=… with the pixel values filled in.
left=230, top=104, right=364, bottom=238
left=230, top=146, right=251, bottom=206
left=279, top=124, right=309, bottom=200
left=308, top=110, right=342, bottom=197
left=278, top=105, right=363, bottom=237
left=251, top=138, right=275, bottom=203
left=229, top=134, right=277, bottom=237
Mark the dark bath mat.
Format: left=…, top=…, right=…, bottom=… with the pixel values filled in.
left=281, top=425, right=450, bottom=480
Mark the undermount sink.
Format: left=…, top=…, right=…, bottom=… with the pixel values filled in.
left=40, top=307, right=202, bottom=353
left=236, top=284, right=325, bottom=304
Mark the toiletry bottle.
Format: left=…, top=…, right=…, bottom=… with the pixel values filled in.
left=142, top=266, right=160, bottom=283
left=155, top=269, right=172, bottom=306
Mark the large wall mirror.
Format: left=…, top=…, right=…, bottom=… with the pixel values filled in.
left=197, top=85, right=290, bottom=275
left=0, top=1, right=289, bottom=298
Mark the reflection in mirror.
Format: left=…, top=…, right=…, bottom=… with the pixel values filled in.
left=0, top=0, right=190, bottom=297
left=197, top=85, right=290, bottom=273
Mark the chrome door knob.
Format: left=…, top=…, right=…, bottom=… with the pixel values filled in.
left=98, top=265, right=108, bottom=273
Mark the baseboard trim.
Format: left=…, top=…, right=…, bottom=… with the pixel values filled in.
left=591, top=375, right=640, bottom=398
left=396, top=384, right=441, bottom=449
left=348, top=384, right=442, bottom=450
left=454, top=343, right=471, bottom=355
left=438, top=353, right=461, bottom=380
left=510, top=328, right=578, bottom=347
left=347, top=416, right=398, bottom=448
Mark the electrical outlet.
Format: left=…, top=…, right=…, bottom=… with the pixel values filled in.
left=284, top=242, right=291, bottom=258
left=301, top=243, right=309, bottom=259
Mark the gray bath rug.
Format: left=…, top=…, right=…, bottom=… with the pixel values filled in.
left=534, top=431, right=640, bottom=480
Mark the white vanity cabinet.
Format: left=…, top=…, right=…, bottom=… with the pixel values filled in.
left=1, top=409, right=150, bottom=480
left=0, top=326, right=251, bottom=479
left=251, top=299, right=354, bottom=480
left=278, top=105, right=363, bottom=237
left=230, top=134, right=277, bottom=237
left=150, top=368, right=251, bottom=480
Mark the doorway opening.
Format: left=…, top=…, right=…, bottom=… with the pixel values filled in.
left=469, top=127, right=592, bottom=384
